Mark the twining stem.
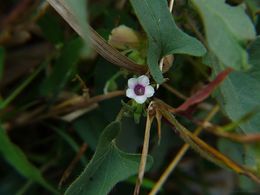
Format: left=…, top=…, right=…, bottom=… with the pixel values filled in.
left=198, top=121, right=260, bottom=143
left=134, top=103, right=155, bottom=195
left=149, top=105, right=219, bottom=195
left=169, top=0, right=175, bottom=12
left=157, top=0, right=175, bottom=89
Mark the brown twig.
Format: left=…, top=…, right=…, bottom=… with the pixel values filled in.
left=134, top=103, right=155, bottom=195
left=196, top=121, right=260, bottom=144
left=48, top=90, right=125, bottom=117
left=5, top=90, right=125, bottom=130
left=149, top=105, right=220, bottom=195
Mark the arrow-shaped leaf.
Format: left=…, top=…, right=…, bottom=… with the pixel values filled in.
left=65, top=121, right=153, bottom=195
left=130, top=0, right=206, bottom=84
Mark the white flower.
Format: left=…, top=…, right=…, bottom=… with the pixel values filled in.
left=126, top=75, right=155, bottom=104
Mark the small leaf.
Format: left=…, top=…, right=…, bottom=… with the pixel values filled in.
left=176, top=68, right=232, bottom=112
left=191, top=0, right=256, bottom=69
left=108, top=25, right=142, bottom=50
left=130, top=0, right=206, bottom=84
left=0, top=125, right=58, bottom=194
left=65, top=121, right=153, bottom=195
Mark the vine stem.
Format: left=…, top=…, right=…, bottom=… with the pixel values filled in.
left=169, top=0, right=175, bottom=12
left=149, top=105, right=219, bottom=195
left=157, top=0, right=175, bottom=89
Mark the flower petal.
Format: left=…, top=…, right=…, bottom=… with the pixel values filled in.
left=128, top=78, right=138, bottom=88
left=134, top=95, right=147, bottom=104
left=145, top=85, right=155, bottom=97
left=126, top=88, right=136, bottom=98
left=137, top=75, right=149, bottom=86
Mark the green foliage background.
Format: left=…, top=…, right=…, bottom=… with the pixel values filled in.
left=0, top=0, right=260, bottom=194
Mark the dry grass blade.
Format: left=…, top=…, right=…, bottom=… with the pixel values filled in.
left=5, top=91, right=125, bottom=130
left=149, top=105, right=219, bottom=195
left=158, top=102, right=260, bottom=184
left=155, top=109, right=162, bottom=144
left=134, top=103, right=155, bottom=195
left=198, top=121, right=260, bottom=143
left=89, top=27, right=147, bottom=74
left=46, top=0, right=87, bottom=42
left=47, top=0, right=147, bottom=74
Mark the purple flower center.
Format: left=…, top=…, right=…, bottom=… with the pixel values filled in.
left=134, top=84, right=145, bottom=96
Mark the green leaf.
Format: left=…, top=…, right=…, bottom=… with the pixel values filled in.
left=248, top=36, right=260, bottom=78
left=40, top=38, right=83, bottom=96
left=65, top=121, right=153, bottom=195
left=73, top=110, right=108, bottom=150
left=0, top=47, right=4, bottom=80
left=0, top=125, right=58, bottom=194
left=130, top=0, right=206, bottom=84
left=191, top=0, right=256, bottom=69
left=208, top=37, right=260, bottom=134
